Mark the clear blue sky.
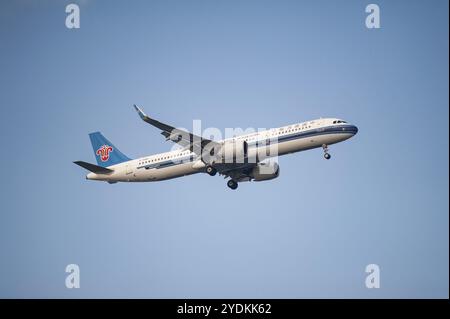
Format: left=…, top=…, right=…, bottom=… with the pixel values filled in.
left=0, top=0, right=448, bottom=298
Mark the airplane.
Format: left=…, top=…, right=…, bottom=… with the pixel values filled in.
left=74, top=105, right=358, bottom=190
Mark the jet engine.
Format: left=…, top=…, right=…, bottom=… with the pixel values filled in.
left=251, top=161, right=280, bottom=181
left=217, top=140, right=248, bottom=164
left=168, top=132, right=183, bottom=142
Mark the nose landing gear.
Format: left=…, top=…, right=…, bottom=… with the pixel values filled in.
left=322, top=144, right=331, bottom=160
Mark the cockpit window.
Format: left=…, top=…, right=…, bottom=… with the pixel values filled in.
left=334, top=120, right=347, bottom=124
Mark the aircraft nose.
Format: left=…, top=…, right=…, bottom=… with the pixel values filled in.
left=351, top=125, right=358, bottom=135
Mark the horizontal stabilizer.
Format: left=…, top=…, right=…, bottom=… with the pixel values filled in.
left=73, top=161, right=114, bottom=174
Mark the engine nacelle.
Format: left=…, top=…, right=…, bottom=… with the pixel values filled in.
left=218, top=140, right=248, bottom=163
left=168, top=132, right=183, bottom=142
left=251, top=161, right=280, bottom=181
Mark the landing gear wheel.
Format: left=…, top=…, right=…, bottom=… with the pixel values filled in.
left=322, top=144, right=331, bottom=160
left=206, top=165, right=217, bottom=176
left=227, top=180, right=238, bottom=190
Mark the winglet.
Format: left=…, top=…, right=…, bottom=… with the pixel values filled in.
left=132, top=104, right=174, bottom=132
left=133, top=104, right=148, bottom=121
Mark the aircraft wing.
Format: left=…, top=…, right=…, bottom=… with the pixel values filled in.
left=133, top=105, right=220, bottom=155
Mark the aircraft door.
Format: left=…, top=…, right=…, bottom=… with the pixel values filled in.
left=126, top=164, right=133, bottom=175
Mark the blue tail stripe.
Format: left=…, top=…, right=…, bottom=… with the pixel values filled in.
left=89, top=132, right=131, bottom=167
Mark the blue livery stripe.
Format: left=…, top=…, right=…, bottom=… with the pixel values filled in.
left=137, top=125, right=356, bottom=171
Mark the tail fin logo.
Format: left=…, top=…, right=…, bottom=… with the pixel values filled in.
left=96, top=145, right=113, bottom=162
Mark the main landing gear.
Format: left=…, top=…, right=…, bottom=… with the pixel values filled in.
left=206, top=165, right=217, bottom=176
left=227, top=179, right=238, bottom=190
left=205, top=165, right=238, bottom=190
left=322, top=144, right=331, bottom=160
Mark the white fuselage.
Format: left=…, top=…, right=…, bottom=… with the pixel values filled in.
left=86, top=118, right=358, bottom=183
